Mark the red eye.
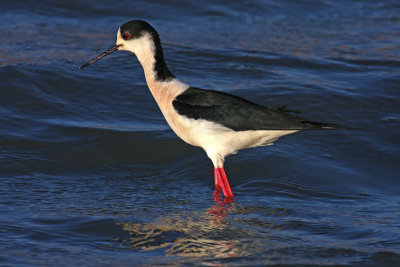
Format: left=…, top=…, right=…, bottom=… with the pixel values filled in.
left=122, top=33, right=130, bottom=40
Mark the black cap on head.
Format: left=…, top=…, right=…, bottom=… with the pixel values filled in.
left=119, top=20, right=158, bottom=40
left=119, top=20, right=175, bottom=81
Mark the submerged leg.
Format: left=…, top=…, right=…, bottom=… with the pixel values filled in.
left=214, top=167, right=234, bottom=199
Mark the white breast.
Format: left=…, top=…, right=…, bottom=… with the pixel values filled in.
left=145, top=78, right=297, bottom=167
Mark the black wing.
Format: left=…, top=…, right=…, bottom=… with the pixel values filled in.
left=172, top=87, right=338, bottom=131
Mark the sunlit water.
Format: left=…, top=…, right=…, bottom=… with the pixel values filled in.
left=1, top=0, right=400, bottom=265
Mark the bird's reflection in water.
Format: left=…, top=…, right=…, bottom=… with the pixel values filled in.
left=117, top=196, right=238, bottom=258
left=207, top=192, right=234, bottom=222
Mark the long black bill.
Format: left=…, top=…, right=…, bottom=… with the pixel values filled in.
left=78, top=44, right=120, bottom=70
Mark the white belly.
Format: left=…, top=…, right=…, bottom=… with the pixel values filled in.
left=164, top=108, right=297, bottom=167
left=147, top=79, right=297, bottom=167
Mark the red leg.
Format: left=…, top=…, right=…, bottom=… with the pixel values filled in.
left=214, top=168, right=221, bottom=188
left=213, top=168, right=222, bottom=198
left=214, top=167, right=234, bottom=199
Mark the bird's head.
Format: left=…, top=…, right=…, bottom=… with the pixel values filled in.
left=78, top=20, right=159, bottom=70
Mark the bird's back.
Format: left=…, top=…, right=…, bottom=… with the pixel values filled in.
left=173, top=87, right=338, bottom=131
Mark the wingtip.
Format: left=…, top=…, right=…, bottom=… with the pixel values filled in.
left=302, top=121, right=351, bottom=130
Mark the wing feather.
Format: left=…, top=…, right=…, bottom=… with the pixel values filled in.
left=173, top=87, right=338, bottom=131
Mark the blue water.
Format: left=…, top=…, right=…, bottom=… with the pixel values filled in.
left=1, top=0, right=400, bottom=265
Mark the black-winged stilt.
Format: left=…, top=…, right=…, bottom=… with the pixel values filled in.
left=79, top=20, right=339, bottom=200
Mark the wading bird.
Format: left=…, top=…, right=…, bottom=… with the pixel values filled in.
left=79, top=20, right=339, bottom=200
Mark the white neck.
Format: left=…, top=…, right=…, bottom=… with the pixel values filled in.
left=116, top=30, right=187, bottom=102
left=129, top=34, right=159, bottom=86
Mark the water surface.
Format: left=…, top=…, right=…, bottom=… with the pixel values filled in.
left=1, top=0, right=400, bottom=265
